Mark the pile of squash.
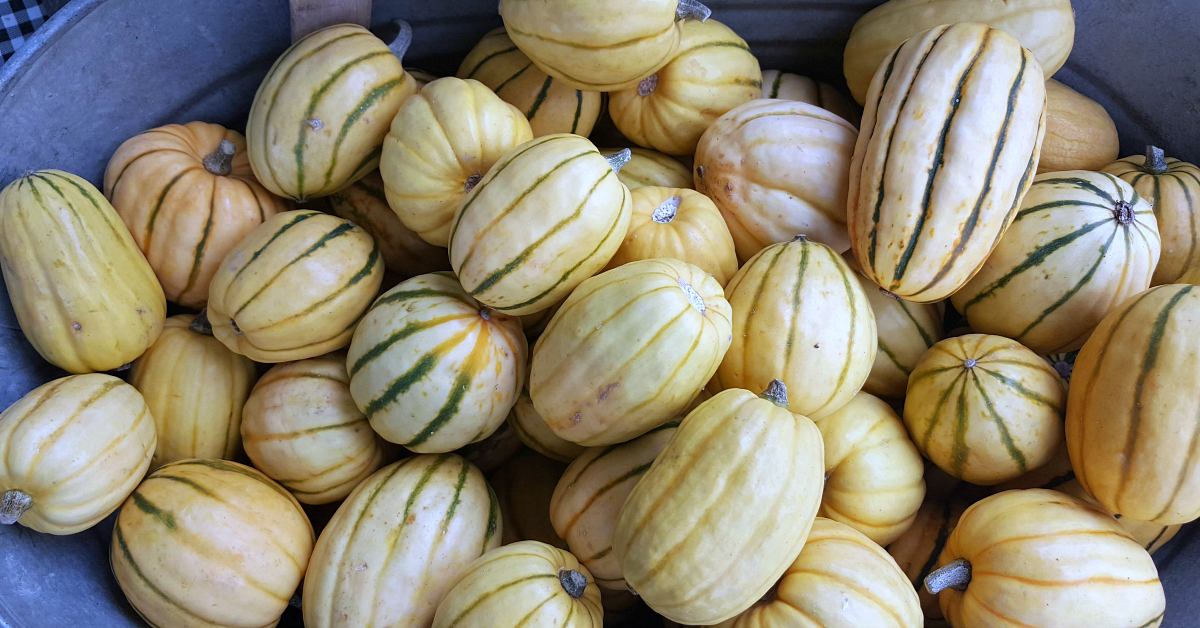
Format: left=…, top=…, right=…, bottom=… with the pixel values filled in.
left=2, top=0, right=1198, bottom=626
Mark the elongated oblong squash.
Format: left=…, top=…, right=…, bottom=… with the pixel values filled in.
left=490, top=448, right=568, bottom=548
left=241, top=352, right=388, bottom=504
left=111, top=460, right=314, bottom=628
left=531, top=258, right=732, bottom=446
left=303, top=454, right=501, bottom=628
left=247, top=24, right=417, bottom=200
left=1067, top=284, right=1200, bottom=524
left=0, top=374, right=155, bottom=534
left=760, top=69, right=861, bottom=127
left=208, top=210, right=383, bottom=362
left=848, top=23, right=1048, bottom=303
left=952, top=172, right=1160, bottom=354
left=601, top=147, right=692, bottom=190
left=381, top=77, right=534, bottom=247
left=695, top=100, right=858, bottom=260
left=613, top=383, right=825, bottom=625
left=457, top=28, right=602, bottom=138
left=843, top=0, right=1074, bottom=104
left=906, top=334, right=1066, bottom=485
left=0, top=170, right=166, bottom=373
left=1039, top=80, right=1120, bottom=173
left=449, top=134, right=632, bottom=316
left=130, top=313, right=257, bottom=471
left=714, top=237, right=876, bottom=419
left=347, top=272, right=527, bottom=452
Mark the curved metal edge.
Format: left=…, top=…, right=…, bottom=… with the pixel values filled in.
left=0, top=0, right=107, bottom=100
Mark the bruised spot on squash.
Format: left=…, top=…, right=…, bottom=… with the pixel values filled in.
left=598, top=383, right=619, bottom=401
left=72, top=322, right=82, bottom=332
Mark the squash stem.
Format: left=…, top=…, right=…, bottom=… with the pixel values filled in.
left=652, top=196, right=682, bottom=223
left=558, top=568, right=589, bottom=598
left=638, top=74, right=659, bottom=98
left=190, top=308, right=215, bottom=336
left=676, top=0, right=711, bottom=22
left=1144, top=145, right=1168, bottom=175
left=0, top=490, right=32, bottom=525
left=924, top=558, right=972, bottom=594
left=605, top=149, right=632, bottom=174
left=387, top=19, right=413, bottom=61
left=202, top=140, right=236, bottom=176
left=758, top=379, right=789, bottom=409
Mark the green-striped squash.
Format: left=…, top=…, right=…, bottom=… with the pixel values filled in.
left=490, top=448, right=568, bottom=548
left=111, top=460, right=314, bottom=628
left=241, top=353, right=388, bottom=504
left=347, top=272, right=527, bottom=452
left=519, top=300, right=563, bottom=342
left=714, top=236, right=876, bottom=419
left=246, top=23, right=417, bottom=200
left=380, top=77, right=533, bottom=247
left=848, top=254, right=944, bottom=399
left=457, top=28, right=603, bottom=138
left=1103, top=147, right=1200, bottom=285
left=600, top=147, right=692, bottom=190
left=530, top=258, right=731, bottom=446
left=130, top=313, right=258, bottom=471
left=952, top=171, right=1160, bottom=354
left=448, top=134, right=632, bottom=316
left=431, top=541, right=603, bottom=628
left=508, top=376, right=585, bottom=463
left=207, top=209, right=383, bottom=362
left=760, top=69, right=861, bottom=127
left=549, top=420, right=678, bottom=591
left=848, top=23, right=1048, bottom=303
left=326, top=171, right=452, bottom=279
left=0, top=374, right=155, bottom=535
left=303, top=454, right=501, bottom=628
left=905, top=334, right=1066, bottom=485
left=0, top=170, right=166, bottom=373
left=1067, top=284, right=1200, bottom=524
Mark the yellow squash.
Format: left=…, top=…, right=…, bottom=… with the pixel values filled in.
left=601, top=147, right=692, bottom=190
left=508, top=375, right=586, bottom=463
left=104, top=121, right=290, bottom=308
left=207, top=209, right=383, bottom=362
left=1039, top=80, right=1120, bottom=173
left=380, top=77, right=534, bottom=247
left=111, top=460, right=314, bottom=628
left=603, top=187, right=738, bottom=286
left=530, top=258, right=732, bottom=446
left=490, top=448, right=568, bottom=548
left=304, top=454, right=501, bottom=628
left=760, top=69, right=861, bottom=127
left=457, top=28, right=602, bottom=137
left=694, top=99, right=858, bottom=260
left=0, top=374, right=155, bottom=534
left=408, top=67, right=438, bottom=88
left=448, top=134, right=632, bottom=316
left=0, top=170, right=166, bottom=373
left=848, top=23, right=1048, bottom=303
left=608, top=18, right=761, bottom=156
left=347, top=272, right=527, bottom=452
left=129, top=312, right=257, bottom=470
left=613, top=382, right=825, bottom=625
left=246, top=23, right=417, bottom=200
left=714, top=236, right=876, bottom=419
left=241, top=352, right=388, bottom=504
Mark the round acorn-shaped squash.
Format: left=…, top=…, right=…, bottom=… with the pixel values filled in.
left=207, top=209, right=383, bottom=362
left=104, top=121, right=289, bottom=308
left=608, top=18, right=762, bottom=156
left=111, top=460, right=314, bottom=628
left=498, top=0, right=713, bottom=92
left=712, top=518, right=922, bottom=628
left=0, top=170, right=166, bottom=374
left=550, top=420, right=678, bottom=592
left=906, top=334, right=1067, bottom=485
left=1103, top=146, right=1200, bottom=285
left=760, top=69, right=861, bottom=127
left=843, top=0, right=1074, bottom=104
left=848, top=23, right=1048, bottom=303
left=1038, top=79, right=1120, bottom=173
left=490, top=448, right=568, bottom=548
left=432, top=540, right=603, bottom=628
left=129, top=312, right=257, bottom=471
left=814, top=392, right=925, bottom=546
left=530, top=258, right=732, bottom=446
left=304, top=454, right=501, bottom=628
left=381, top=77, right=534, bottom=247
left=694, top=99, right=858, bottom=261
left=326, top=170, right=451, bottom=279
left=714, top=236, right=876, bottom=419
left=347, top=272, right=527, bottom=452
left=613, top=382, right=825, bottom=625
left=924, top=489, right=1165, bottom=628
left=508, top=374, right=586, bottom=463
left=603, top=187, right=738, bottom=286
left=448, top=134, right=633, bottom=316
left=0, top=374, right=155, bottom=534
left=601, top=147, right=692, bottom=190
left=952, top=171, right=1160, bottom=354
left=246, top=23, right=418, bottom=200
left=457, top=28, right=603, bottom=138
left=1067, top=284, right=1200, bottom=524
left=241, top=352, right=388, bottom=504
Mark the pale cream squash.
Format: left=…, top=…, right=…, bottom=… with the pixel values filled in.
left=760, top=69, right=861, bottom=127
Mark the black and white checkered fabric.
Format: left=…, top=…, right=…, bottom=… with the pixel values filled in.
left=1, top=0, right=44, bottom=62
